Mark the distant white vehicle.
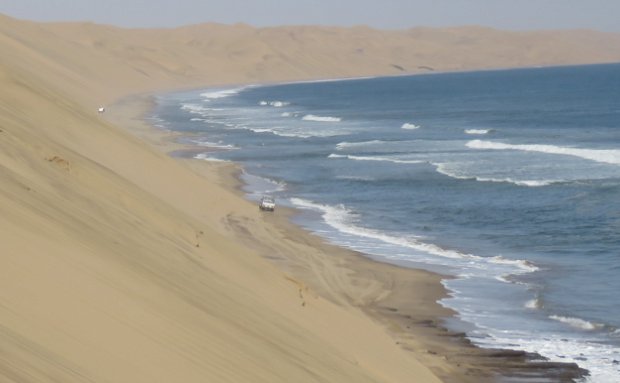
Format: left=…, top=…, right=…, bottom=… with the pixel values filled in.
left=259, top=196, right=275, bottom=212
left=98, top=107, right=105, bottom=113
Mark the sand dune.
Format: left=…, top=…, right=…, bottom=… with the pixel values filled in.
left=3, top=13, right=620, bottom=104
left=0, top=13, right=613, bottom=382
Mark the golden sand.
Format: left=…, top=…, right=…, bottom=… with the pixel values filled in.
left=1, top=13, right=615, bottom=382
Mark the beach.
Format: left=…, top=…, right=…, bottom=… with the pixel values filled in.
left=2, top=13, right=619, bottom=382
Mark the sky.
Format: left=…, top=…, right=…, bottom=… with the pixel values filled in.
left=1, top=0, right=619, bottom=32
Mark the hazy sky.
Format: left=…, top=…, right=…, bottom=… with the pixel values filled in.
left=1, top=0, right=619, bottom=32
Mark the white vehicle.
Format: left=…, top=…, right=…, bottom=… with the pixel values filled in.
left=259, top=196, right=275, bottom=211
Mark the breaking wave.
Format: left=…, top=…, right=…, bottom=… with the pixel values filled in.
left=249, top=127, right=345, bottom=138
left=549, top=315, right=604, bottom=331
left=200, top=86, right=249, bottom=100
left=194, top=153, right=230, bottom=162
left=195, top=140, right=237, bottom=149
left=181, top=103, right=208, bottom=114
left=473, top=330, right=620, bottom=383
left=401, top=123, right=421, bottom=130
left=433, top=163, right=557, bottom=187
left=465, top=129, right=492, bottom=135
left=259, top=100, right=290, bottom=107
left=289, top=198, right=538, bottom=274
left=302, top=114, right=342, bottom=122
left=474, top=178, right=554, bottom=187
left=467, top=140, right=620, bottom=165
left=525, top=298, right=542, bottom=309
left=328, top=153, right=424, bottom=164
left=335, top=140, right=389, bottom=150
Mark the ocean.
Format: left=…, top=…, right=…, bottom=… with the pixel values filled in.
left=153, top=63, right=620, bottom=382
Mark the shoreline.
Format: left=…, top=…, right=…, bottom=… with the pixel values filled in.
left=107, top=90, right=587, bottom=382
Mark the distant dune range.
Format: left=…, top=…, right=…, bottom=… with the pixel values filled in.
left=0, top=12, right=615, bottom=382
left=3, top=13, right=620, bottom=105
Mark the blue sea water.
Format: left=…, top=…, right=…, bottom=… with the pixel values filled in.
left=153, top=64, right=620, bottom=382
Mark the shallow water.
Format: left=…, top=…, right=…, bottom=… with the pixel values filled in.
left=154, top=64, right=620, bottom=381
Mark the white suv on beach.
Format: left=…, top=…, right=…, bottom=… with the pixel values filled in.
left=259, top=196, right=276, bottom=212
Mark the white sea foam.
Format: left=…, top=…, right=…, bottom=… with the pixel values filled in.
left=290, top=198, right=427, bottom=251
left=549, top=315, right=603, bottom=331
left=259, top=100, right=290, bottom=107
left=249, top=128, right=276, bottom=134
left=335, top=140, right=389, bottom=150
left=195, top=141, right=237, bottom=150
left=200, top=87, right=248, bottom=100
left=434, top=162, right=557, bottom=187
left=401, top=123, right=421, bottom=130
left=328, top=153, right=424, bottom=164
left=194, top=153, right=230, bottom=162
left=472, top=177, right=554, bottom=187
left=472, top=331, right=620, bottom=383
left=446, top=283, right=620, bottom=383
left=270, top=131, right=317, bottom=138
left=495, top=275, right=511, bottom=283
left=503, top=179, right=554, bottom=187
left=249, top=127, right=311, bottom=138
left=249, top=127, right=343, bottom=138
left=281, top=112, right=292, bottom=117
left=476, top=178, right=554, bottom=187
left=290, top=198, right=537, bottom=275
left=489, top=256, right=538, bottom=272
left=465, top=129, right=492, bottom=135
left=181, top=103, right=208, bottom=114
left=467, top=140, right=620, bottom=165
left=302, top=114, right=342, bottom=122
left=525, top=298, right=542, bottom=309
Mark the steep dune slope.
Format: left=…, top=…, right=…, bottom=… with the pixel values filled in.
left=0, top=15, right=445, bottom=383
